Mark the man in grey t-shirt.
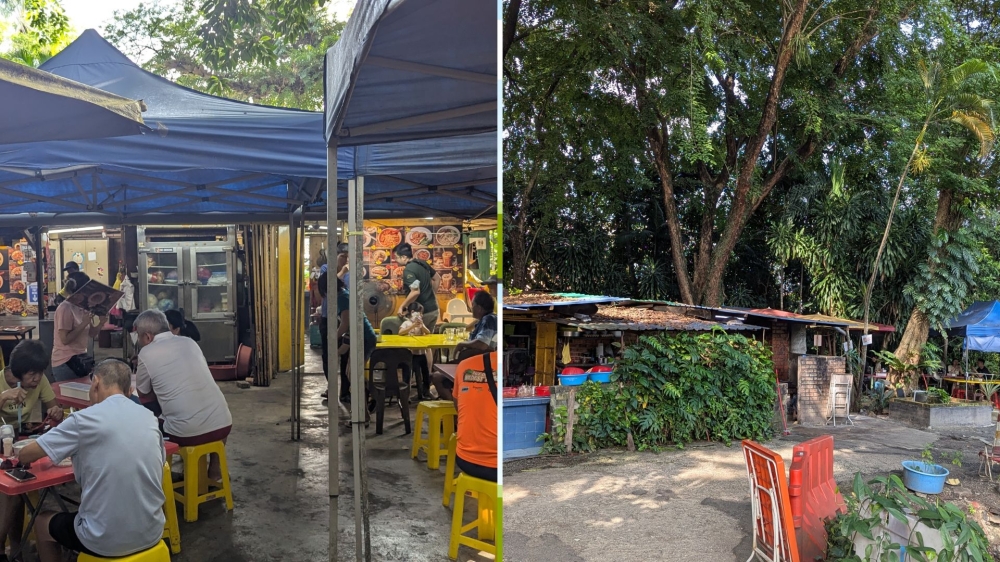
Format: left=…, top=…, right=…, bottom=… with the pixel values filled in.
left=17, top=359, right=166, bottom=560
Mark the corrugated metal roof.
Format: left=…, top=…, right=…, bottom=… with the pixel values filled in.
left=726, top=307, right=851, bottom=327
left=553, top=304, right=763, bottom=332
left=799, top=313, right=896, bottom=332
left=502, top=292, right=629, bottom=309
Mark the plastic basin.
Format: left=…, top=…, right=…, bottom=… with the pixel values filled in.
left=558, top=374, right=588, bottom=386
left=588, top=372, right=612, bottom=383
left=901, top=461, right=949, bottom=494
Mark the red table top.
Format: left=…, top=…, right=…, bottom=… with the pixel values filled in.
left=0, top=441, right=179, bottom=495
left=53, top=378, right=151, bottom=410
left=51, top=377, right=93, bottom=410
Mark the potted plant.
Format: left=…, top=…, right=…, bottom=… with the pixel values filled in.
left=900, top=444, right=950, bottom=494
left=926, top=387, right=950, bottom=404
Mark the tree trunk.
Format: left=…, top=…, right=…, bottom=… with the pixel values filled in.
left=892, top=308, right=930, bottom=388
left=508, top=227, right=529, bottom=290
left=893, top=187, right=961, bottom=388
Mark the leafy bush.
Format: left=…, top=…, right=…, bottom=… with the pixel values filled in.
left=543, top=330, right=777, bottom=451
left=825, top=474, right=990, bottom=562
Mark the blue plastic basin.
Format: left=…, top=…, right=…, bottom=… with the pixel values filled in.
left=558, top=373, right=588, bottom=386
left=901, top=460, right=949, bottom=494
left=588, top=372, right=612, bottom=384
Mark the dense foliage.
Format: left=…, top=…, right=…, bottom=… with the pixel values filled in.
left=0, top=0, right=72, bottom=66
left=504, top=1, right=1000, bottom=381
left=103, top=0, right=342, bottom=110
left=824, top=473, right=990, bottom=562
left=542, top=331, right=776, bottom=452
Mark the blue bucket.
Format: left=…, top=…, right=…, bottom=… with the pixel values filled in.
left=588, top=372, right=612, bottom=384
left=901, top=460, right=949, bottom=494
left=558, top=373, right=588, bottom=386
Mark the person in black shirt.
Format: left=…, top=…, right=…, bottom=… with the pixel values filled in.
left=164, top=310, right=201, bottom=342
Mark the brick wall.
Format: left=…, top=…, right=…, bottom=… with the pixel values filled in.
left=797, top=355, right=847, bottom=425
left=771, top=321, right=790, bottom=382
left=558, top=332, right=641, bottom=364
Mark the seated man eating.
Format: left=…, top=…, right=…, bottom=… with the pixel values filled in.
left=17, top=359, right=166, bottom=561
left=134, top=309, right=233, bottom=480
left=432, top=291, right=497, bottom=401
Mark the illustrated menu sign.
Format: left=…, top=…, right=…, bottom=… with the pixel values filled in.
left=0, top=241, right=37, bottom=317
left=362, top=224, right=463, bottom=296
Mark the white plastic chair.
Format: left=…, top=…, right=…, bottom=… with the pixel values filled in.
left=445, top=298, right=473, bottom=324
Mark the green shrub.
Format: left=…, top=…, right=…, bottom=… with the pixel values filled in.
left=543, top=329, right=777, bottom=451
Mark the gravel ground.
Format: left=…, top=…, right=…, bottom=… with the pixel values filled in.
left=503, top=415, right=1000, bottom=562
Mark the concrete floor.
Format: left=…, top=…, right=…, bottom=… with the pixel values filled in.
left=63, top=344, right=494, bottom=561
left=502, top=415, right=994, bottom=562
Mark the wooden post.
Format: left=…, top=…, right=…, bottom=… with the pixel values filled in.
left=564, top=388, right=576, bottom=453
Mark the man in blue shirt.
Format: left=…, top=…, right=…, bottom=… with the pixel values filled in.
left=432, top=291, right=497, bottom=401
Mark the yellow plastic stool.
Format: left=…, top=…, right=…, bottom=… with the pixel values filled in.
left=172, top=441, right=234, bottom=523
left=78, top=539, right=171, bottom=561
left=161, top=462, right=181, bottom=554
left=442, top=433, right=458, bottom=507
left=448, top=473, right=499, bottom=559
left=411, top=401, right=456, bottom=470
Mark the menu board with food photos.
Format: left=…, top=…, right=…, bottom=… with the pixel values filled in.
left=0, top=241, right=38, bottom=317
left=363, top=224, right=464, bottom=296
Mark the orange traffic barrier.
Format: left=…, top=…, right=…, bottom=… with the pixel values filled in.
left=788, top=436, right=846, bottom=562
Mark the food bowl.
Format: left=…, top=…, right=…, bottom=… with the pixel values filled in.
left=558, top=373, right=588, bottom=386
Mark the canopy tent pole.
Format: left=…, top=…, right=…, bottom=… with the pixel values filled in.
left=290, top=210, right=299, bottom=441
left=348, top=177, right=372, bottom=561
left=327, top=145, right=339, bottom=562
left=297, top=215, right=305, bottom=441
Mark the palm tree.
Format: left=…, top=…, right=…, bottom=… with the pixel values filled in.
left=861, top=59, right=995, bottom=334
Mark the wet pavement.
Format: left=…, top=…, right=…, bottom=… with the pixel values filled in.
left=502, top=415, right=995, bottom=562
left=60, top=345, right=493, bottom=561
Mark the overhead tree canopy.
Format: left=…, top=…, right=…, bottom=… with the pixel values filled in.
left=504, top=0, right=1000, bottom=356
left=103, top=0, right=343, bottom=110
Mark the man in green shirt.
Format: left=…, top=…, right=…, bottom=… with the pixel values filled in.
left=393, top=242, right=441, bottom=331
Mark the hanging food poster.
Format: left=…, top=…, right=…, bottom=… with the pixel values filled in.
left=0, top=240, right=37, bottom=317
left=363, top=224, right=463, bottom=296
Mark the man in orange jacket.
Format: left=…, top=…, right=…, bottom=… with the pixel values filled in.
left=454, top=351, right=498, bottom=481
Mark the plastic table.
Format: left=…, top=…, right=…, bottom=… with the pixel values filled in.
left=0, top=439, right=178, bottom=559
left=376, top=334, right=461, bottom=350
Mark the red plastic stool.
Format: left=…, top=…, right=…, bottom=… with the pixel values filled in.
left=952, top=388, right=967, bottom=400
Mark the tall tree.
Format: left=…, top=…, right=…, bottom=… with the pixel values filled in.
left=104, top=0, right=342, bottom=110
left=0, top=0, right=71, bottom=66
left=504, top=0, right=911, bottom=305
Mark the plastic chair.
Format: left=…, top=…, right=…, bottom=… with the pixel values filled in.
left=952, top=387, right=968, bottom=400
left=412, top=401, right=456, bottom=470
left=368, top=349, right=412, bottom=435
left=379, top=316, right=403, bottom=335
left=172, top=441, right=234, bottom=523
left=162, top=462, right=181, bottom=554
left=78, top=540, right=171, bottom=562
left=448, top=473, right=501, bottom=560
left=443, top=433, right=458, bottom=507
left=445, top=298, right=473, bottom=324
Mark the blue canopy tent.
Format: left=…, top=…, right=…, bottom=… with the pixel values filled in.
left=0, top=57, right=147, bottom=144
left=322, top=0, right=497, bottom=559
left=943, top=301, right=1000, bottom=352
left=0, top=30, right=495, bottom=225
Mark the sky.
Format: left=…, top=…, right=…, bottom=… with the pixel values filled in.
left=60, top=0, right=357, bottom=36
